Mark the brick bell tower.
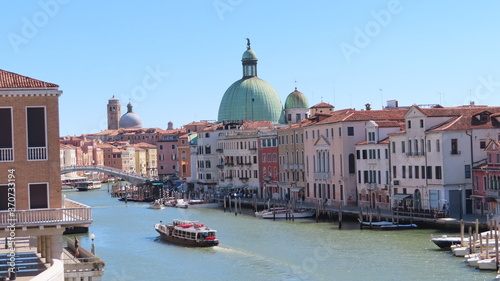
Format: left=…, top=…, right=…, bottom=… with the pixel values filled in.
left=107, top=96, right=121, bottom=130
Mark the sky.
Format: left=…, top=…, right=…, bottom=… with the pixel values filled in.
left=2, top=0, right=500, bottom=136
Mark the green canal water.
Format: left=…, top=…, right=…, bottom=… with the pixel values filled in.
left=65, top=188, right=497, bottom=281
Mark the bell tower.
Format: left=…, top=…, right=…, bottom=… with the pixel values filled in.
left=107, top=96, right=121, bottom=130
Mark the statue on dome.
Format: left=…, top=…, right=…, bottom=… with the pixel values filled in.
left=246, top=38, right=251, bottom=49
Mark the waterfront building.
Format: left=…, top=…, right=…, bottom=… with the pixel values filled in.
left=98, top=142, right=136, bottom=174
left=472, top=139, right=500, bottom=217
left=302, top=105, right=407, bottom=206
left=277, top=123, right=308, bottom=200
left=216, top=121, right=276, bottom=196
left=177, top=132, right=192, bottom=182
left=388, top=104, right=500, bottom=218
left=259, top=129, right=280, bottom=199
left=157, top=128, right=186, bottom=180
left=132, top=142, right=157, bottom=177
left=218, top=39, right=285, bottom=124
left=355, top=120, right=403, bottom=209
left=196, top=123, right=225, bottom=193
left=0, top=69, right=97, bottom=279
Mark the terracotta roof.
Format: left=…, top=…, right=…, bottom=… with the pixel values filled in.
left=311, top=102, right=334, bottom=108
left=0, top=69, right=59, bottom=88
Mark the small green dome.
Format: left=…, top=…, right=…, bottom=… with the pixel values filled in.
left=285, top=88, right=309, bottom=109
left=218, top=77, right=284, bottom=123
left=242, top=49, right=258, bottom=61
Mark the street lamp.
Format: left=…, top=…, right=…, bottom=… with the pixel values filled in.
left=90, top=233, right=96, bottom=255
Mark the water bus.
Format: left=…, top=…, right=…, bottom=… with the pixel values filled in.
left=154, top=219, right=219, bottom=247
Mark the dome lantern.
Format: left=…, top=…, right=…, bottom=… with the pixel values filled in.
left=242, top=38, right=258, bottom=78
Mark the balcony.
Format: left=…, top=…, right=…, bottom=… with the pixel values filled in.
left=216, top=148, right=223, bottom=153
left=0, top=147, right=13, bottom=161
left=406, top=152, right=425, bottom=157
left=283, top=164, right=304, bottom=170
left=450, top=150, right=461, bottom=155
left=216, top=164, right=224, bottom=169
left=313, top=172, right=330, bottom=180
left=486, top=189, right=500, bottom=198
left=28, top=146, right=47, bottom=160
left=0, top=198, right=92, bottom=228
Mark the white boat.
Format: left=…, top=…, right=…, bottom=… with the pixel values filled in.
left=261, top=208, right=315, bottom=219
left=477, top=257, right=499, bottom=270
left=430, top=230, right=499, bottom=249
left=76, top=181, right=102, bottom=191
left=255, top=207, right=287, bottom=218
left=188, top=199, right=220, bottom=208
left=149, top=200, right=165, bottom=210
left=176, top=199, right=189, bottom=209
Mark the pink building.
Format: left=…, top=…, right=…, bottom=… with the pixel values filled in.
left=472, top=139, right=500, bottom=216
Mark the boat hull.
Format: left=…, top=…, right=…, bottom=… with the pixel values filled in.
left=261, top=211, right=315, bottom=219
left=155, top=228, right=219, bottom=247
left=360, top=221, right=418, bottom=230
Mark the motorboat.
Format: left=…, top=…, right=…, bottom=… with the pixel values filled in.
left=154, top=219, right=219, bottom=247
left=260, top=208, right=315, bottom=219
left=149, top=200, right=165, bottom=210
left=430, top=230, right=499, bottom=249
left=360, top=221, right=417, bottom=230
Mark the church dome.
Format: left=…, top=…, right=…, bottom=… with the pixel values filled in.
left=285, top=88, right=309, bottom=109
left=217, top=39, right=284, bottom=123
left=119, top=102, right=142, bottom=129
left=218, top=77, right=284, bottom=123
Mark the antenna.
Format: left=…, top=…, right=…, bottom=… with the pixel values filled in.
left=379, top=89, right=383, bottom=109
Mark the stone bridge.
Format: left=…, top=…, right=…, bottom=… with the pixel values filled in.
left=61, top=165, right=150, bottom=184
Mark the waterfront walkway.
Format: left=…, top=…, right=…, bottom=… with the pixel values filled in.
left=224, top=197, right=490, bottom=231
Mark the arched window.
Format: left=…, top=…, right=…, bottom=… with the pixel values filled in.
left=348, top=153, right=355, bottom=174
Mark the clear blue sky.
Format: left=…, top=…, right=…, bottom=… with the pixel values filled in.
left=2, top=0, right=500, bottom=136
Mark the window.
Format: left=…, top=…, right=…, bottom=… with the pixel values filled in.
left=427, top=166, right=433, bottom=179
left=465, top=165, right=471, bottom=179
left=480, top=140, right=486, bottom=149
left=420, top=119, right=424, bottom=128
left=362, top=150, right=367, bottom=159
left=29, top=183, right=48, bottom=209
left=392, top=166, right=397, bottom=178
left=402, top=166, right=406, bottom=178
left=436, top=140, right=440, bottom=152
left=408, top=165, right=412, bottom=178
left=427, top=140, right=431, bottom=153
left=392, top=142, right=396, bottom=153
left=348, top=153, right=355, bottom=174
left=338, top=127, right=342, bottom=137
left=407, top=120, right=411, bottom=129
left=401, top=141, right=405, bottom=153
left=356, top=150, right=360, bottom=159
left=27, top=107, right=47, bottom=160
left=451, top=139, right=458, bottom=155
left=0, top=185, right=8, bottom=210
left=347, top=127, right=354, bottom=136
left=415, top=166, right=419, bottom=179
left=159, top=145, right=163, bottom=150
left=0, top=108, right=13, bottom=152
left=435, top=166, right=442, bottom=179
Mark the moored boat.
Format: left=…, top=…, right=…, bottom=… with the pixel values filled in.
left=149, top=200, right=165, bottom=209
left=360, top=221, right=418, bottom=230
left=154, top=219, right=219, bottom=247
left=260, top=208, right=315, bottom=219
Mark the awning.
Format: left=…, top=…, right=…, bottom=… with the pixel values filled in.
left=470, top=195, right=498, bottom=203
left=292, top=186, right=305, bottom=192
left=391, top=194, right=412, bottom=201
left=245, top=186, right=258, bottom=190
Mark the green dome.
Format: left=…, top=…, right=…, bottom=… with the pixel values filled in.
left=242, top=49, right=258, bottom=61
left=285, top=88, right=309, bottom=109
left=218, top=77, right=284, bottom=123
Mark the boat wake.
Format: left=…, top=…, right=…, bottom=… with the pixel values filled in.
left=215, top=245, right=328, bottom=280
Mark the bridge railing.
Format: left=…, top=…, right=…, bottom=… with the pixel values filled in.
left=61, top=165, right=150, bottom=182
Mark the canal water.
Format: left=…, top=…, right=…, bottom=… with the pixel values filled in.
left=65, top=187, right=497, bottom=281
